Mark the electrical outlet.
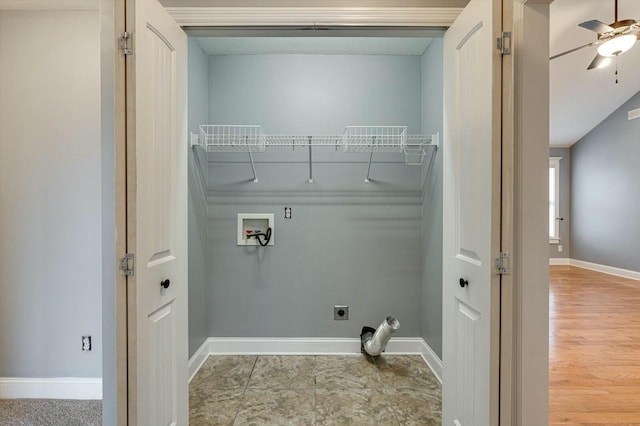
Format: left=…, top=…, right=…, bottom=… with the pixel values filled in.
left=334, top=305, right=349, bottom=320
left=82, top=336, right=92, bottom=351
left=558, top=245, right=563, bottom=252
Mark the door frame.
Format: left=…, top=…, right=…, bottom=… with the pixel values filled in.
left=508, top=1, right=552, bottom=424
left=99, top=0, right=128, bottom=425
left=105, top=1, right=550, bottom=424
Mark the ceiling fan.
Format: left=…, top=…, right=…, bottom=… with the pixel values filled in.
left=550, top=0, right=640, bottom=71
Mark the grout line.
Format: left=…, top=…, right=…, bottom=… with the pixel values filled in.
left=246, top=355, right=259, bottom=391
left=232, top=355, right=258, bottom=426
left=313, top=355, right=318, bottom=425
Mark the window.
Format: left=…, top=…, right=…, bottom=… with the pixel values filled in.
left=549, top=157, right=561, bottom=243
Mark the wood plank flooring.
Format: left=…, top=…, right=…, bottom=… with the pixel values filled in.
left=549, top=265, right=640, bottom=425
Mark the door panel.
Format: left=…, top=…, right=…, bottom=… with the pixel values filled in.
left=142, top=23, right=177, bottom=267
left=443, top=0, right=501, bottom=424
left=454, top=300, right=480, bottom=425
left=455, top=21, right=488, bottom=267
left=127, top=0, right=188, bottom=424
left=149, top=301, right=177, bottom=426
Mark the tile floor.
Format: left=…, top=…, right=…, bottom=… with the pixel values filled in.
left=189, top=354, right=441, bottom=425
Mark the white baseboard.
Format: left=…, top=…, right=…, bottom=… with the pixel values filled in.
left=570, top=259, right=640, bottom=281
left=188, top=337, right=442, bottom=384
left=417, top=338, right=443, bottom=384
left=549, top=258, right=640, bottom=281
left=0, top=377, right=102, bottom=399
left=188, top=339, right=211, bottom=383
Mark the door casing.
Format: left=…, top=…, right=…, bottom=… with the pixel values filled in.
left=108, top=1, right=550, bottom=424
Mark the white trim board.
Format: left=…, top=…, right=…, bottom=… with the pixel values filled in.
left=549, top=258, right=640, bottom=281
left=189, top=337, right=442, bottom=384
left=0, top=0, right=98, bottom=10
left=570, top=259, right=640, bottom=281
left=166, top=7, right=462, bottom=27
left=0, top=377, right=102, bottom=399
left=188, top=339, right=211, bottom=383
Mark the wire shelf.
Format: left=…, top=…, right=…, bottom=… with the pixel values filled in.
left=265, top=135, right=343, bottom=150
left=192, top=125, right=439, bottom=181
left=406, top=134, right=435, bottom=146
left=200, top=125, right=266, bottom=153
left=342, top=126, right=407, bottom=153
left=404, top=148, right=427, bottom=166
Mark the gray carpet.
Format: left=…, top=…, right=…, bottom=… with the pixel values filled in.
left=0, top=399, right=101, bottom=426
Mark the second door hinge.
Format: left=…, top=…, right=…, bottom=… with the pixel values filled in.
left=119, top=32, right=133, bottom=56
left=496, top=251, right=510, bottom=275
left=120, top=253, right=134, bottom=276
left=497, top=31, right=512, bottom=55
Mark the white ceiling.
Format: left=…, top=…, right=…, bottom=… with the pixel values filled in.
left=196, top=37, right=434, bottom=55
left=550, top=0, right=640, bottom=146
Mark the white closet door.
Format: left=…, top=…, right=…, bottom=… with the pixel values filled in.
left=442, top=0, right=502, bottom=424
left=127, top=0, right=188, bottom=424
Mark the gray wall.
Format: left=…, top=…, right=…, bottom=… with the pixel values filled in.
left=571, top=90, right=640, bottom=272
left=0, top=11, right=102, bottom=377
left=205, top=54, right=425, bottom=337
left=549, top=147, right=570, bottom=259
left=188, top=39, right=211, bottom=357
left=420, top=39, right=443, bottom=359
left=209, top=54, right=423, bottom=134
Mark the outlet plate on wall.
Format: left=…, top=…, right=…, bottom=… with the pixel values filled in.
left=334, top=305, right=349, bottom=320
left=82, top=336, right=92, bottom=351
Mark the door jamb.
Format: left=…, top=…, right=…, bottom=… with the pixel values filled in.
left=103, top=0, right=128, bottom=424
left=500, top=0, right=515, bottom=424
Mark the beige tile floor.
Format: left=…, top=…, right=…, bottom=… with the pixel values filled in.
left=189, top=354, right=441, bottom=425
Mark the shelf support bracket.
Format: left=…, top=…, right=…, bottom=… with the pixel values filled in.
left=248, top=152, right=258, bottom=183
left=308, top=136, right=313, bottom=183
left=190, top=132, right=201, bottom=148
left=365, top=151, right=374, bottom=183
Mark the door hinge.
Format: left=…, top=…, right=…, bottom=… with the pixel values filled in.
left=119, top=253, right=134, bottom=276
left=119, top=32, right=133, bottom=56
left=496, top=251, right=510, bottom=275
left=497, top=31, right=512, bottom=55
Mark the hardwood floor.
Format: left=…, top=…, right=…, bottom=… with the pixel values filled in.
left=549, top=265, right=640, bottom=425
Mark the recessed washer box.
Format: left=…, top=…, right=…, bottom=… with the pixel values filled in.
left=237, top=213, right=275, bottom=246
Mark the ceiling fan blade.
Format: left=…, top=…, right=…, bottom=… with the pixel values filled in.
left=579, top=19, right=615, bottom=33
left=550, top=41, right=597, bottom=60
left=587, top=54, right=610, bottom=70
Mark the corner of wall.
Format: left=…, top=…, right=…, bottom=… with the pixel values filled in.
left=419, top=36, right=444, bottom=359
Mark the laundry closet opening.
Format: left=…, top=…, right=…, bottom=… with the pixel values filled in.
left=186, top=30, right=445, bottom=368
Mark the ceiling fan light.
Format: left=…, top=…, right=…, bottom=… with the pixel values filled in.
left=597, top=34, right=637, bottom=57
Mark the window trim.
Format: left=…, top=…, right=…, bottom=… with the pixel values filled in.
left=549, top=157, right=562, bottom=244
